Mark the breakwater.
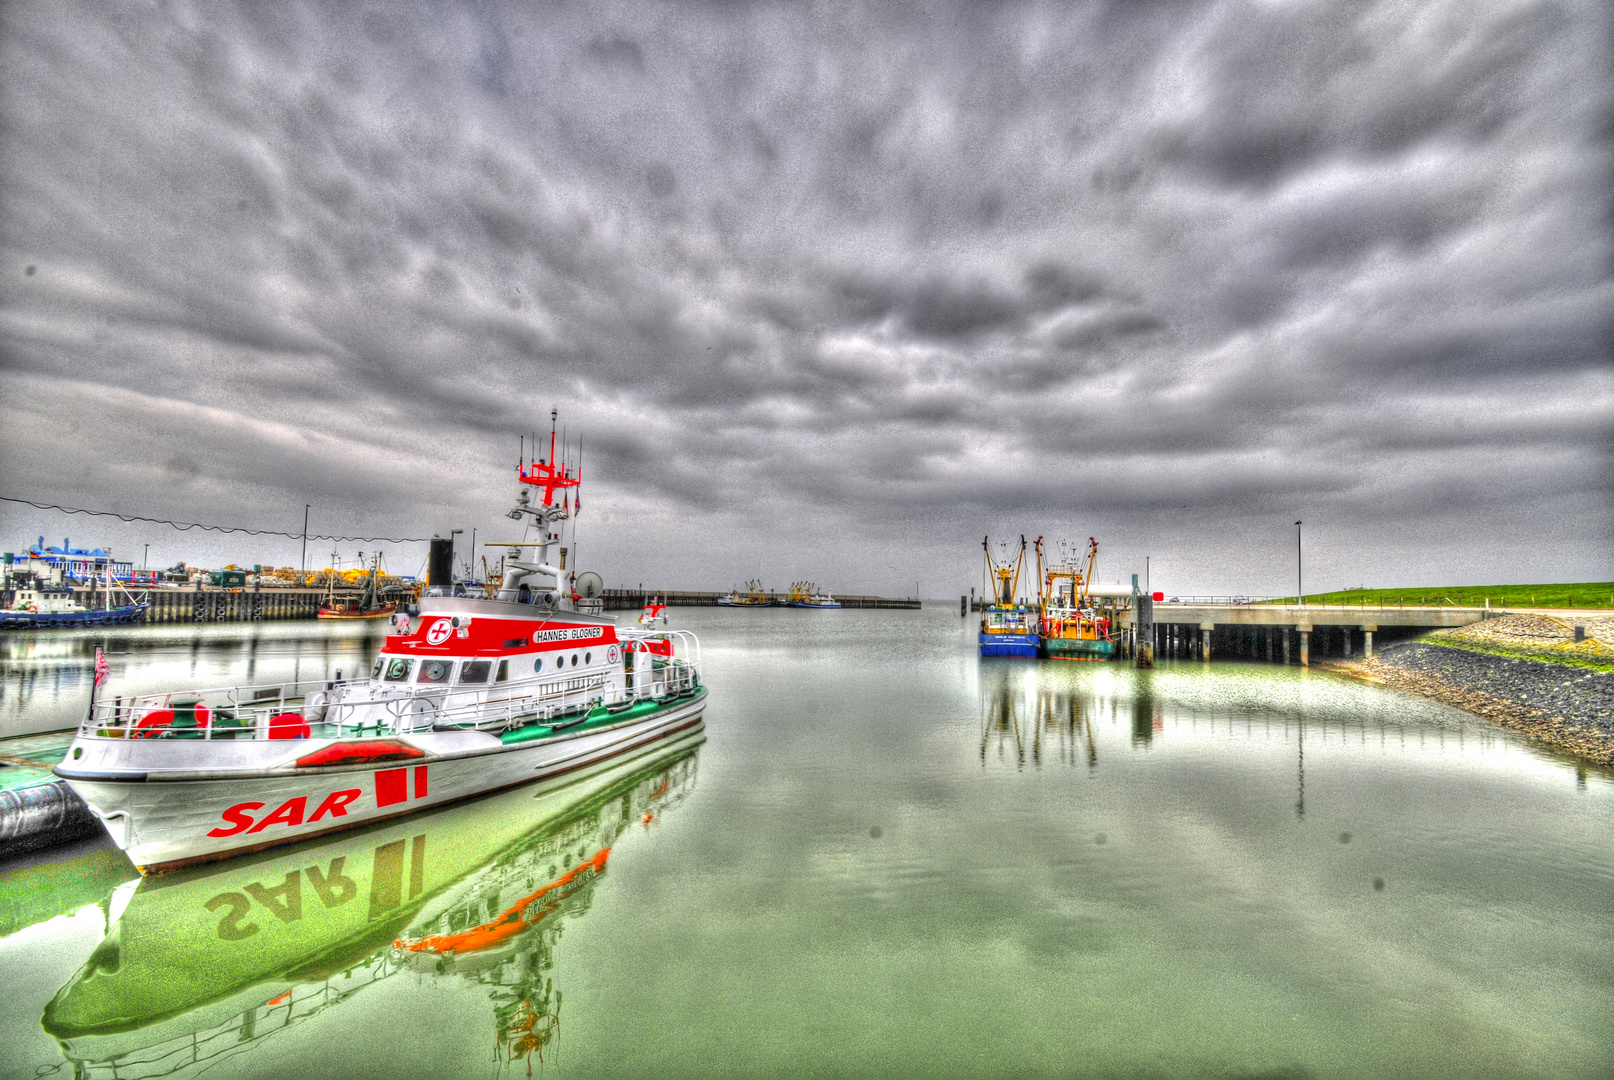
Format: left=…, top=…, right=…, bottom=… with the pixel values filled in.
left=600, top=589, right=920, bottom=610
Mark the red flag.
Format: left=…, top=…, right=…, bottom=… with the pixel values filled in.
left=94, top=646, right=108, bottom=688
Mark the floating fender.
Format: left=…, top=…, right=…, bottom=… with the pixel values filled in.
left=0, top=781, right=100, bottom=854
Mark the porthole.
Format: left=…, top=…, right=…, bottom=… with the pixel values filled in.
left=534, top=657, right=544, bottom=672
left=72, top=747, right=83, bottom=760
left=584, top=651, right=592, bottom=665
left=571, top=654, right=579, bottom=667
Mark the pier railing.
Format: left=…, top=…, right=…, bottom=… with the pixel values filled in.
left=78, top=638, right=701, bottom=743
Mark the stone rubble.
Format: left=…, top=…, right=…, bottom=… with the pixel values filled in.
left=1336, top=637, right=1614, bottom=766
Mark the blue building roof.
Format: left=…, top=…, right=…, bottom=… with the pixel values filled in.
left=27, top=537, right=115, bottom=559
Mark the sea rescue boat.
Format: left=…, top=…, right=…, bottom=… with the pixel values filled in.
left=54, top=412, right=707, bottom=874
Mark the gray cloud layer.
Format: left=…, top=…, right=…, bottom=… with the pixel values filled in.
left=2, top=0, right=1610, bottom=595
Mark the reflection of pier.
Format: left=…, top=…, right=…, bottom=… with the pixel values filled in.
left=41, top=737, right=701, bottom=1079
left=979, top=667, right=1097, bottom=770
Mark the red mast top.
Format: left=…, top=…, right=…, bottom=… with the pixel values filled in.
left=518, top=410, right=581, bottom=508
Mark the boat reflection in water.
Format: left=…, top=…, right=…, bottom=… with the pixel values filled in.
left=42, top=731, right=703, bottom=1078
left=979, top=663, right=1166, bottom=769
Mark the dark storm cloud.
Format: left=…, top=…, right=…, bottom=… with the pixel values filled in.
left=1, top=0, right=1610, bottom=593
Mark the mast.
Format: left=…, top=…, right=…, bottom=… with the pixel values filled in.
left=498, top=408, right=582, bottom=608
left=1034, top=536, right=1045, bottom=612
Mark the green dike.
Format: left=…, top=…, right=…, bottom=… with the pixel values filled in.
left=1257, top=582, right=1614, bottom=609
left=498, top=691, right=700, bottom=746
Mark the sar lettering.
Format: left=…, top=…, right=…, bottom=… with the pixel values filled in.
left=207, top=801, right=264, bottom=838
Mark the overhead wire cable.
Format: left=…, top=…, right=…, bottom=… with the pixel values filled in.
left=0, top=495, right=434, bottom=544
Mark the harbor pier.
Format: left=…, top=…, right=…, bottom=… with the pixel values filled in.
left=1131, top=602, right=1500, bottom=665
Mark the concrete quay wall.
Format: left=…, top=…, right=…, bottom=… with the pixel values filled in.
left=32, top=586, right=371, bottom=623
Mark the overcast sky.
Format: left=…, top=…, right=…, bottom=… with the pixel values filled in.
left=2, top=0, right=1609, bottom=598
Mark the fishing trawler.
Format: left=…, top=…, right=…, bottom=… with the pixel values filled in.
left=316, top=552, right=397, bottom=620
left=978, top=536, right=1038, bottom=658
left=1035, top=537, right=1134, bottom=661
left=54, top=412, right=707, bottom=875
left=786, top=582, right=841, bottom=609
left=716, top=579, right=771, bottom=607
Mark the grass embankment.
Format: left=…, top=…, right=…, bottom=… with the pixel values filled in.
left=1423, top=614, right=1614, bottom=674
left=1260, top=582, right=1614, bottom=608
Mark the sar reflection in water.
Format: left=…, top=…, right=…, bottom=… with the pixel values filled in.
left=40, top=733, right=703, bottom=1078
left=979, top=664, right=1165, bottom=768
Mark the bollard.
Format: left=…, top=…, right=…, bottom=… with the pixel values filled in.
left=1135, top=592, right=1154, bottom=669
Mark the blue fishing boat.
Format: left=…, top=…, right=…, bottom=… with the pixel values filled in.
left=978, top=536, right=1039, bottom=658
left=1, top=583, right=147, bottom=628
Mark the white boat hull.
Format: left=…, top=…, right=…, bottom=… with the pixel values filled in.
left=59, top=693, right=706, bottom=874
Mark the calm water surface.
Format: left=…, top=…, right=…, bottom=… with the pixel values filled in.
left=1, top=609, right=1611, bottom=1079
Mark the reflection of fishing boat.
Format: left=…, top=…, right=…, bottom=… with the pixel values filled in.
left=56, top=412, right=709, bottom=874
left=1035, top=537, right=1123, bottom=661
left=978, top=536, right=1038, bottom=657
left=979, top=663, right=1098, bottom=770
left=716, top=579, right=771, bottom=607
left=316, top=553, right=396, bottom=620
left=42, top=733, right=701, bottom=1077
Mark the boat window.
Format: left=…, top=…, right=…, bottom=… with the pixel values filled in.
left=496, top=659, right=508, bottom=682
left=418, top=660, right=452, bottom=683
left=383, top=658, right=413, bottom=682
left=371, top=657, right=385, bottom=679
left=584, top=651, right=592, bottom=665
left=534, top=657, right=544, bottom=672
left=460, top=660, right=492, bottom=684
left=571, top=654, right=579, bottom=667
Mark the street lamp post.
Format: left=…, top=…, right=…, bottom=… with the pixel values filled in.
left=1295, top=521, right=1303, bottom=607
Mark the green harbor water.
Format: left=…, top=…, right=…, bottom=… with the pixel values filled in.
left=1, top=609, right=1612, bottom=1079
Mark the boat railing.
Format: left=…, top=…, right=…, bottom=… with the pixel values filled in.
left=79, top=647, right=702, bottom=742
